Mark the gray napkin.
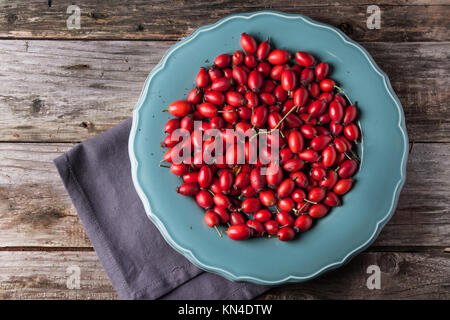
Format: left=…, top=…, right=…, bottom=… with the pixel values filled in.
left=54, top=118, right=269, bottom=300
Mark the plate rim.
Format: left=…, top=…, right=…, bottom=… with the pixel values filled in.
left=128, top=10, right=409, bottom=284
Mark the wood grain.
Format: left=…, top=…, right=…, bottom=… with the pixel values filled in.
left=0, top=251, right=117, bottom=299
left=1, top=0, right=449, bottom=300
left=0, top=251, right=448, bottom=299
left=0, top=40, right=448, bottom=143
left=0, top=142, right=448, bottom=248
left=0, top=1, right=449, bottom=42
left=259, top=251, right=450, bottom=300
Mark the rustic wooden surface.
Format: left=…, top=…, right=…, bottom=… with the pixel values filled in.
left=0, top=0, right=448, bottom=300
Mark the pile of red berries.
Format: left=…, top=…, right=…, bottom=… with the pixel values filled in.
left=160, top=33, right=360, bottom=241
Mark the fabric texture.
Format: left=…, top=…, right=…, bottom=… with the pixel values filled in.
left=54, top=118, right=270, bottom=299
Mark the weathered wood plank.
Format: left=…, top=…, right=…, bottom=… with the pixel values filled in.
left=0, top=251, right=448, bottom=299
left=0, top=40, right=448, bottom=142
left=0, top=143, right=91, bottom=247
left=259, top=251, right=450, bottom=299
left=0, top=251, right=117, bottom=299
left=0, top=142, right=448, bottom=248
left=0, top=1, right=448, bottom=42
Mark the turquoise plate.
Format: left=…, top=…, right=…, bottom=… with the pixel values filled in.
left=129, top=11, right=408, bottom=284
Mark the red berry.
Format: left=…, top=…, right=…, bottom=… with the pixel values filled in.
left=264, top=220, right=279, bottom=235
left=315, top=62, right=329, bottom=81
left=230, top=211, right=246, bottom=225
left=176, top=182, right=200, bottom=196
left=311, top=135, right=332, bottom=151
left=213, top=206, right=230, bottom=223
left=241, top=198, right=261, bottom=214
left=211, top=77, right=232, bottom=92
left=246, top=220, right=265, bottom=237
left=227, top=225, right=252, bottom=240
left=311, top=167, right=327, bottom=181
left=320, top=79, right=335, bottom=92
left=234, top=172, right=250, bottom=189
left=333, top=179, right=353, bottom=195
left=276, top=211, right=294, bottom=227
left=257, top=40, right=271, bottom=60
left=254, top=209, right=272, bottom=223
left=323, top=191, right=341, bottom=207
left=344, top=123, right=360, bottom=141
left=248, top=70, right=264, bottom=92
left=196, top=190, right=213, bottom=209
left=281, top=69, right=297, bottom=92
left=219, top=169, right=234, bottom=193
left=293, top=87, right=309, bottom=107
left=268, top=49, right=290, bottom=65
left=288, top=131, right=304, bottom=154
left=344, top=105, right=358, bottom=124
left=322, top=145, right=337, bottom=167
left=277, top=179, right=295, bottom=198
left=168, top=101, right=193, bottom=117
left=295, top=51, right=316, bottom=67
left=204, top=91, right=225, bottom=105
left=266, top=162, right=283, bottom=188
left=204, top=210, right=220, bottom=227
left=329, top=101, right=344, bottom=122
left=170, top=163, right=189, bottom=176
left=308, top=187, right=326, bottom=202
left=197, top=102, right=217, bottom=118
left=214, top=193, right=231, bottom=209
left=338, top=159, right=358, bottom=178
left=196, top=67, right=210, bottom=87
left=270, top=64, right=287, bottom=80
left=232, top=50, right=244, bottom=65
left=309, top=203, right=329, bottom=218
left=240, top=33, right=258, bottom=53
left=232, top=65, right=248, bottom=85
left=277, top=227, right=295, bottom=241
left=259, top=189, right=277, bottom=207
left=294, top=215, right=313, bottom=232
left=244, top=54, right=258, bottom=68
left=214, top=54, right=231, bottom=68
left=187, top=88, right=203, bottom=104
left=278, top=197, right=295, bottom=212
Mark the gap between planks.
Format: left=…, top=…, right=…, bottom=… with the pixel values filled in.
left=0, top=246, right=448, bottom=253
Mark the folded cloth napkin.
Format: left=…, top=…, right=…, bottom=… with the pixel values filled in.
left=54, top=118, right=270, bottom=300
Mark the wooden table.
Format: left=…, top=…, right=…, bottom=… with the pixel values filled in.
left=0, top=1, right=449, bottom=299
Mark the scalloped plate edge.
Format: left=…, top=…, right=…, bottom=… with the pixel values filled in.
left=128, top=10, right=409, bottom=284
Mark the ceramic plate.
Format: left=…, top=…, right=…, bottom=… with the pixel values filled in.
left=129, top=11, right=408, bottom=284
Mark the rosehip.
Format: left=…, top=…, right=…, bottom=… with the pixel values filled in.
left=264, top=220, right=280, bottom=235
left=196, top=190, right=213, bottom=209
left=241, top=197, right=261, bottom=214
left=168, top=101, right=193, bottom=117
left=227, top=225, right=252, bottom=240
left=309, top=203, right=329, bottom=218
left=294, top=215, right=313, bottom=232
left=254, top=209, right=272, bottom=223
left=240, top=33, right=257, bottom=53
left=315, top=62, right=329, bottom=81
left=268, top=49, right=290, bottom=65
left=333, top=179, right=353, bottom=195
left=259, top=189, right=277, bottom=207
left=295, top=51, right=316, bottom=67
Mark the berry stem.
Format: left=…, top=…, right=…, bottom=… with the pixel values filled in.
left=214, top=226, right=223, bottom=238
left=333, top=85, right=353, bottom=105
